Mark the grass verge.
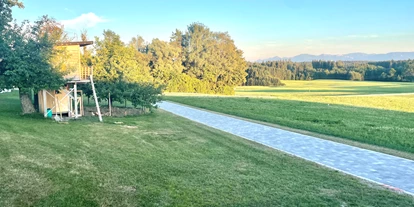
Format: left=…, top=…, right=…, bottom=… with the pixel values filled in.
left=1, top=92, right=413, bottom=206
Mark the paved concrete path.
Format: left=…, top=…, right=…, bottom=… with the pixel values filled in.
left=159, top=101, right=414, bottom=195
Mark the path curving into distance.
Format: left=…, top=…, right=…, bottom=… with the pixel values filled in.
left=158, top=101, right=414, bottom=195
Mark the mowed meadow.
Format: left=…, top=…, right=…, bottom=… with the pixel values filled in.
left=236, top=80, right=414, bottom=112
left=2, top=92, right=414, bottom=206
left=166, top=80, right=414, bottom=154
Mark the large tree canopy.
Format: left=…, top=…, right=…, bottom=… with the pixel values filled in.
left=0, top=1, right=64, bottom=114
left=92, top=30, right=156, bottom=107
left=91, top=24, right=247, bottom=95
left=1, top=18, right=64, bottom=90
left=180, top=23, right=247, bottom=94
left=93, top=30, right=152, bottom=84
left=0, top=0, right=23, bottom=78
left=147, top=38, right=184, bottom=88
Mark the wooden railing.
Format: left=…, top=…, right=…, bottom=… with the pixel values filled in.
left=80, top=66, right=92, bottom=80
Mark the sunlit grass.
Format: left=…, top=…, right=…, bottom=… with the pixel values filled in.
left=274, top=94, right=414, bottom=113
left=166, top=80, right=414, bottom=112
left=237, top=80, right=414, bottom=95
left=234, top=80, right=414, bottom=112
left=3, top=92, right=414, bottom=206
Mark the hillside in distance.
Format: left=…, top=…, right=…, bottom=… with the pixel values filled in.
left=257, top=52, right=414, bottom=62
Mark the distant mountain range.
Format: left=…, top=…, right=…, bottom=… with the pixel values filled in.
left=256, top=52, right=414, bottom=62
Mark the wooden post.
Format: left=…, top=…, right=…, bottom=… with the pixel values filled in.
left=58, top=98, right=63, bottom=120
left=42, top=90, right=47, bottom=117
left=90, top=75, right=103, bottom=122
left=74, top=82, right=78, bottom=118
left=108, top=92, right=112, bottom=116
left=55, top=96, right=63, bottom=120
left=54, top=96, right=58, bottom=117
left=69, top=94, right=72, bottom=118
left=80, top=90, right=84, bottom=116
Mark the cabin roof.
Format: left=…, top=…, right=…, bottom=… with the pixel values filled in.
left=56, top=41, right=93, bottom=47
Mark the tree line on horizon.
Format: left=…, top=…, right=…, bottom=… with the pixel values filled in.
left=245, top=60, right=414, bottom=86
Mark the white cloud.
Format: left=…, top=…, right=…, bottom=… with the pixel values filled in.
left=61, top=13, right=107, bottom=30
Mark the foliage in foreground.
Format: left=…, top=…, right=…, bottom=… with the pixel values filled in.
left=0, top=1, right=64, bottom=113
left=0, top=92, right=413, bottom=206
left=129, top=83, right=163, bottom=110
left=81, top=81, right=163, bottom=111
left=165, top=96, right=414, bottom=154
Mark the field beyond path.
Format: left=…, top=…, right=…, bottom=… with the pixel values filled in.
left=236, top=80, right=414, bottom=113
left=159, top=101, right=414, bottom=195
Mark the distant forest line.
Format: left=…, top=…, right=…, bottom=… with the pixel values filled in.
left=245, top=60, right=414, bottom=86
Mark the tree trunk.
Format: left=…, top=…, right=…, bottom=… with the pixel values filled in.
left=19, top=90, right=36, bottom=114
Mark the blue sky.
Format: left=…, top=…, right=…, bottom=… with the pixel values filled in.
left=12, top=0, right=414, bottom=61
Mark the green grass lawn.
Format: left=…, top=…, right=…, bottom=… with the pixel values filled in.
left=236, top=80, right=414, bottom=96
left=233, top=80, right=414, bottom=113
left=164, top=96, right=414, bottom=155
left=168, top=80, right=414, bottom=112
left=1, top=92, right=414, bottom=206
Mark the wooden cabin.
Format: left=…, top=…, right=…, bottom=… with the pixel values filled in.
left=38, top=41, right=101, bottom=121
left=38, top=89, right=73, bottom=114
left=56, top=41, right=93, bottom=81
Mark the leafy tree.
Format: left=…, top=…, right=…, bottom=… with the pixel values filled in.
left=95, top=81, right=125, bottom=106
left=93, top=30, right=152, bottom=83
left=147, top=38, right=184, bottom=89
left=129, top=83, right=163, bottom=111
left=181, top=23, right=247, bottom=94
left=93, top=30, right=154, bottom=108
left=0, top=0, right=23, bottom=84
left=129, top=35, right=147, bottom=53
left=170, top=29, right=184, bottom=48
left=348, top=71, right=363, bottom=81
left=133, top=36, right=146, bottom=52
left=403, top=62, right=414, bottom=81
left=0, top=0, right=23, bottom=32
left=0, top=13, right=64, bottom=114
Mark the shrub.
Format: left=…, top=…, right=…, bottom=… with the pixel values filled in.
left=129, top=83, right=164, bottom=111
